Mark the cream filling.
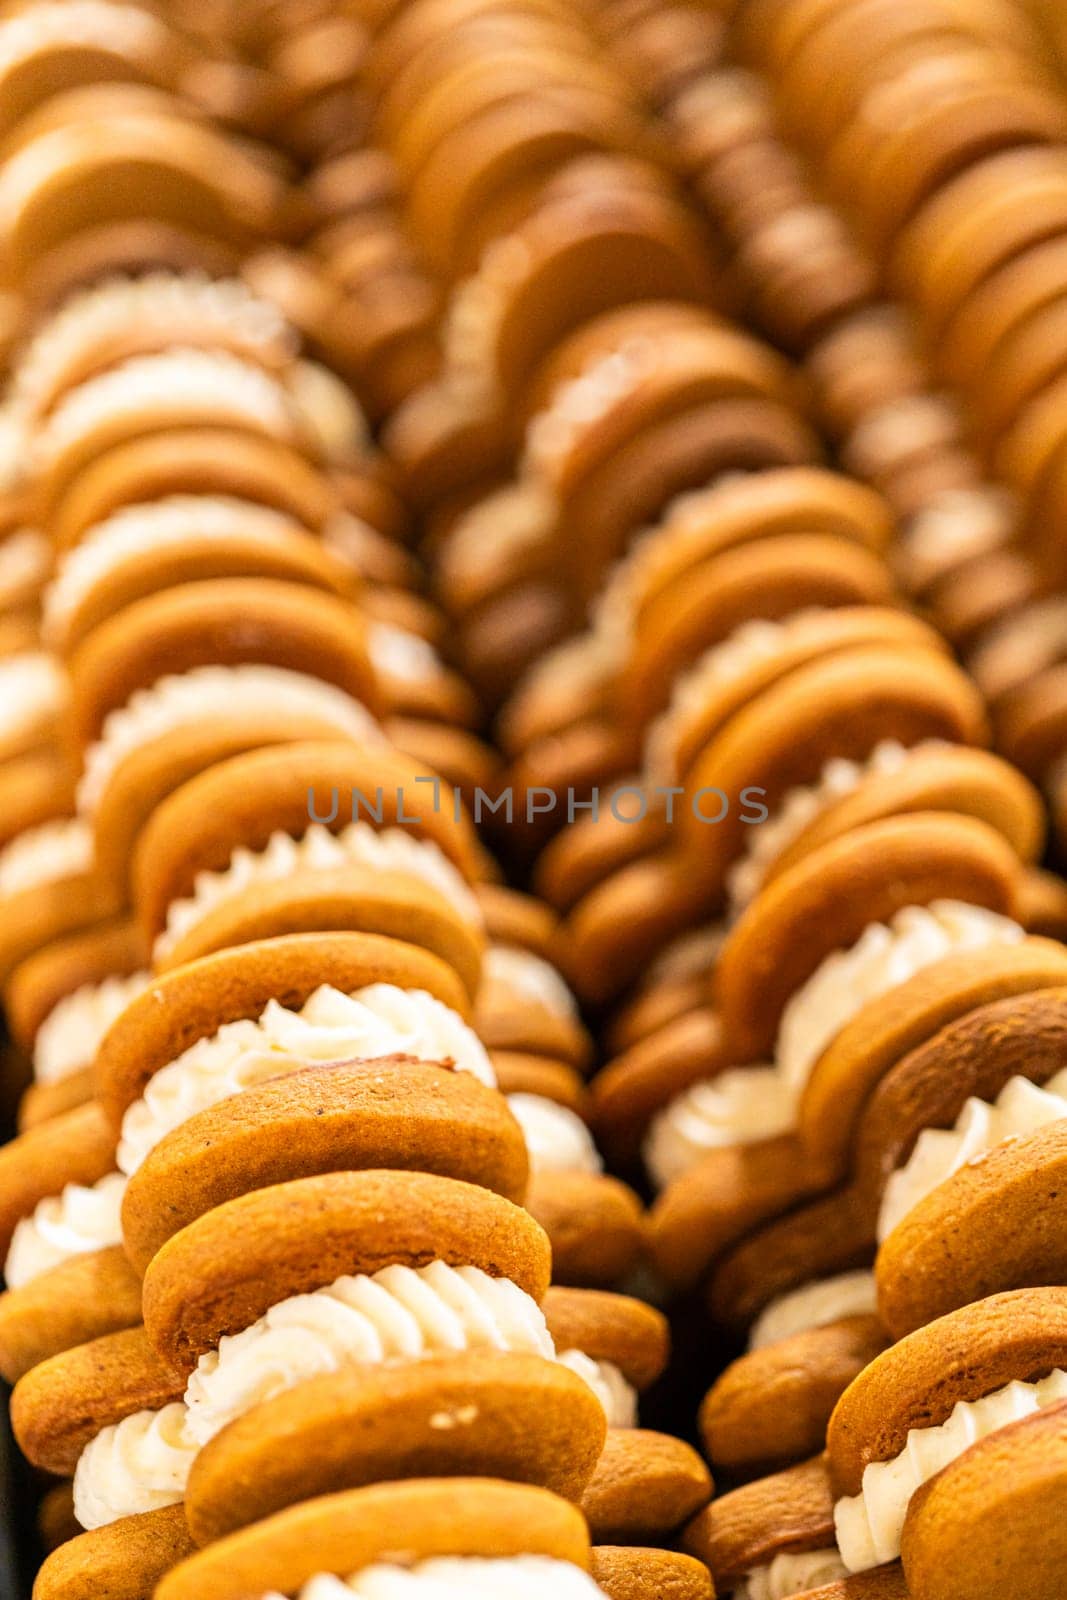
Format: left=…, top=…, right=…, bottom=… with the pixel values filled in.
left=735, top=1549, right=850, bottom=1600
left=506, top=1093, right=602, bottom=1176
left=4, top=1171, right=126, bottom=1288
left=33, top=347, right=301, bottom=471
left=289, top=359, right=368, bottom=461
left=367, top=622, right=441, bottom=686
left=645, top=902, right=1022, bottom=1185
left=0, top=651, right=67, bottom=745
left=442, top=233, right=532, bottom=395
left=117, top=983, right=495, bottom=1176
left=0, top=528, right=49, bottom=606
left=442, top=483, right=556, bottom=599
left=72, top=1403, right=197, bottom=1530
left=34, top=969, right=150, bottom=1085
left=76, top=664, right=380, bottom=816
left=183, top=1260, right=555, bottom=1447
left=264, top=1557, right=609, bottom=1599
left=43, top=494, right=315, bottom=642
left=878, top=1068, right=1067, bottom=1243
left=748, top=1271, right=879, bottom=1351
left=522, top=335, right=660, bottom=485
left=483, top=945, right=578, bottom=1020
left=845, top=394, right=960, bottom=481
left=155, top=822, right=481, bottom=962
left=899, top=486, right=1015, bottom=591
left=643, top=608, right=831, bottom=785
left=0, top=816, right=92, bottom=898
left=556, top=1348, right=637, bottom=1428
left=726, top=740, right=930, bottom=915
left=835, top=1369, right=1067, bottom=1571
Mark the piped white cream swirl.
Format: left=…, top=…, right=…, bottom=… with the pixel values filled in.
left=645, top=902, right=1022, bottom=1186
left=367, top=622, right=441, bottom=686
left=34, top=970, right=150, bottom=1085
left=77, top=664, right=380, bottom=816
left=155, top=822, right=481, bottom=961
left=118, top=983, right=495, bottom=1176
left=556, top=1348, right=637, bottom=1428
left=735, top=1549, right=849, bottom=1600
left=835, top=1369, right=1067, bottom=1571
left=0, top=651, right=67, bottom=747
left=183, top=1261, right=555, bottom=1447
left=483, top=946, right=578, bottom=1019
left=263, top=1557, right=610, bottom=1599
left=878, top=1068, right=1067, bottom=1242
left=4, top=1171, right=126, bottom=1288
left=0, top=817, right=92, bottom=898
left=72, top=1403, right=197, bottom=1530
left=748, top=1271, right=879, bottom=1351
left=506, top=1094, right=602, bottom=1176
left=0, top=528, right=49, bottom=607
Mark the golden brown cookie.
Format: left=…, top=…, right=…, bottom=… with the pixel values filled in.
left=12, top=1326, right=184, bottom=1476
left=591, top=1545, right=715, bottom=1600
left=157, top=1480, right=591, bottom=1600
left=592, top=1006, right=727, bottom=1167
left=683, top=1456, right=835, bottom=1590
left=184, top=1350, right=606, bottom=1543
left=581, top=1429, right=712, bottom=1543
left=38, top=1481, right=79, bottom=1554
left=5, top=919, right=145, bottom=1056
left=714, top=812, right=1019, bottom=1060
left=700, top=1316, right=888, bottom=1475
left=542, top=1288, right=669, bottom=1391
left=121, top=1057, right=528, bottom=1271
left=827, top=1288, right=1067, bottom=1497
left=33, top=1504, right=196, bottom=1600
left=876, top=1122, right=1067, bottom=1338
left=0, top=1245, right=142, bottom=1383
left=94, top=930, right=470, bottom=1129
left=901, top=1402, right=1067, bottom=1600
left=525, top=1170, right=645, bottom=1287
left=142, top=1169, right=552, bottom=1372
left=0, top=1101, right=115, bottom=1256
left=492, top=1051, right=590, bottom=1114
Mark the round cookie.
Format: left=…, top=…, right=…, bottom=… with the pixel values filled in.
left=0, top=1100, right=115, bottom=1257
left=121, top=1056, right=529, bottom=1271
left=581, top=1429, right=712, bottom=1543
left=0, top=1245, right=142, bottom=1384
left=5, top=917, right=145, bottom=1056
left=592, top=1005, right=727, bottom=1167
left=542, top=1288, right=670, bottom=1392
left=142, top=1168, right=552, bottom=1371
left=714, top=812, right=1020, bottom=1060
left=492, top=1052, right=591, bottom=1116
left=183, top=1350, right=606, bottom=1543
left=591, top=1546, right=714, bottom=1600
left=33, top=1504, right=196, bottom=1600
left=525, top=1170, right=645, bottom=1287
left=901, top=1402, right=1067, bottom=1600
left=93, top=930, right=471, bottom=1129
left=683, top=1455, right=836, bottom=1591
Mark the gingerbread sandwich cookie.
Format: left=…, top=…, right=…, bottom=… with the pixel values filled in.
left=0, top=814, right=121, bottom=987
left=581, top=1427, right=712, bottom=1546
left=0, top=649, right=68, bottom=766
left=827, top=1288, right=1067, bottom=1576
left=157, top=1479, right=601, bottom=1600
left=591, top=1546, right=714, bottom=1600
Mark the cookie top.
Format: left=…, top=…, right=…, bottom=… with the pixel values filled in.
left=184, top=1349, right=606, bottom=1544
left=156, top=1480, right=592, bottom=1600
left=32, top=1503, right=195, bottom=1600
left=827, top=1288, right=1067, bottom=1496
left=581, top=1429, right=712, bottom=1542
left=591, top=1545, right=714, bottom=1600
left=94, top=931, right=471, bottom=1127
left=683, top=1456, right=835, bottom=1584
left=541, top=1288, right=669, bottom=1390
left=11, top=1325, right=184, bottom=1476
left=121, top=1056, right=529, bottom=1270
left=715, top=812, right=1020, bottom=1060
left=142, top=1169, right=552, bottom=1371
left=0, top=1100, right=116, bottom=1257
left=4, top=916, right=145, bottom=1050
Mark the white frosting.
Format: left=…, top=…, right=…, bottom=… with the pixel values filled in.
left=0, top=527, right=49, bottom=606
left=0, top=817, right=92, bottom=898
left=184, top=1261, right=554, bottom=1447
left=289, top=360, right=367, bottom=460
left=735, top=1549, right=850, bottom=1600
left=726, top=741, right=927, bottom=914
left=835, top=1369, right=1067, bottom=1571
left=878, top=1068, right=1067, bottom=1242
left=77, top=664, right=380, bottom=816
left=507, top=1093, right=602, bottom=1176
left=33, top=970, right=150, bottom=1085
left=523, top=336, right=660, bottom=484
left=367, top=622, right=441, bottom=686
left=483, top=946, right=578, bottom=1020
left=264, top=1557, right=609, bottom=1600
left=155, top=822, right=481, bottom=961
left=646, top=902, right=1022, bottom=1183
left=749, top=1271, right=879, bottom=1351
left=0, top=651, right=67, bottom=745
left=14, top=271, right=291, bottom=416
left=556, top=1348, right=637, bottom=1428
left=776, top=901, right=1023, bottom=1098
left=4, top=1170, right=126, bottom=1288
left=33, top=347, right=301, bottom=470
left=644, top=1065, right=786, bottom=1189
left=117, top=983, right=494, bottom=1175
left=43, top=495, right=316, bottom=642
left=644, top=609, right=830, bottom=784
left=72, top=1403, right=197, bottom=1530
